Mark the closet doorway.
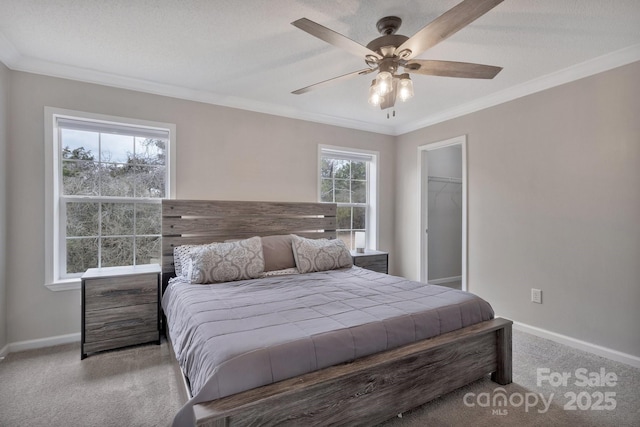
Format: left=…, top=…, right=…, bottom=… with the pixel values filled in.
left=418, top=135, right=467, bottom=290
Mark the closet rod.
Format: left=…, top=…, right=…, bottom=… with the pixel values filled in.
left=428, top=175, right=462, bottom=184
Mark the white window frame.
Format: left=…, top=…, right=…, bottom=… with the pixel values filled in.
left=44, top=107, right=176, bottom=291
left=318, top=144, right=378, bottom=250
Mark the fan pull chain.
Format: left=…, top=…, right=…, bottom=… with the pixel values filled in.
left=387, top=110, right=396, bottom=119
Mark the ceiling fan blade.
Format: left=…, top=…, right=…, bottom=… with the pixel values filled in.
left=292, top=68, right=375, bottom=95
left=292, top=18, right=382, bottom=60
left=395, top=0, right=504, bottom=60
left=405, top=59, right=502, bottom=79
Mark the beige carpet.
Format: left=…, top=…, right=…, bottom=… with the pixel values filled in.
left=0, top=341, right=182, bottom=426
left=0, top=330, right=638, bottom=427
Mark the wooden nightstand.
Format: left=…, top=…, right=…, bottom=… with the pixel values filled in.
left=81, top=264, right=161, bottom=359
left=351, top=250, right=389, bottom=274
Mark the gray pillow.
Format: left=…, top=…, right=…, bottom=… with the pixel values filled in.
left=188, top=236, right=265, bottom=284
left=291, top=235, right=353, bottom=274
left=261, top=235, right=296, bottom=272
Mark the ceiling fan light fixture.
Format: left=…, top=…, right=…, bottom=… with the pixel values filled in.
left=397, top=74, right=414, bottom=102
left=368, top=80, right=384, bottom=106
left=374, top=71, right=393, bottom=95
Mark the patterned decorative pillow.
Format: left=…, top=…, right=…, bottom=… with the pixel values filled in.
left=290, top=235, right=353, bottom=274
left=174, top=244, right=204, bottom=277
left=188, top=236, right=265, bottom=284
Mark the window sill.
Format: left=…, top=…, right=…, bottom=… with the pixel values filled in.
left=45, top=278, right=81, bottom=292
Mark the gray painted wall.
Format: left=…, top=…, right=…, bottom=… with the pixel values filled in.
left=427, top=145, right=462, bottom=281
left=0, top=62, right=8, bottom=351
left=396, top=61, right=640, bottom=357
left=3, top=61, right=639, bottom=360
left=5, top=71, right=396, bottom=344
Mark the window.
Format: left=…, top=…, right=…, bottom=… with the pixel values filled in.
left=45, top=108, right=175, bottom=290
left=319, top=145, right=378, bottom=250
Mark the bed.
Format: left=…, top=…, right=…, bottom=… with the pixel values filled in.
left=161, top=200, right=512, bottom=427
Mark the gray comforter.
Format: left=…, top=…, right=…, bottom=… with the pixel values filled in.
left=163, top=266, right=494, bottom=426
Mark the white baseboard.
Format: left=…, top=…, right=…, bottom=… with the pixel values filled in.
left=0, top=343, right=8, bottom=358
left=428, top=276, right=462, bottom=285
left=3, top=333, right=81, bottom=356
left=510, top=320, right=640, bottom=369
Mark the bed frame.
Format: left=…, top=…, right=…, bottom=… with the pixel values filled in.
left=162, top=199, right=512, bottom=427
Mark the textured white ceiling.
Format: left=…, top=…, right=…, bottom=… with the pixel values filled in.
left=1, top=0, right=639, bottom=135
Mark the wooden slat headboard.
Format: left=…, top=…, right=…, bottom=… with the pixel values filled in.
left=161, top=200, right=337, bottom=285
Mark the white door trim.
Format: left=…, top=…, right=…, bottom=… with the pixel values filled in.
left=417, top=135, right=468, bottom=291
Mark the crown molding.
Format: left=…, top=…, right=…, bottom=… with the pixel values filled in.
left=395, top=44, right=640, bottom=135
left=1, top=28, right=637, bottom=137
left=0, top=31, right=20, bottom=66
left=0, top=37, right=395, bottom=135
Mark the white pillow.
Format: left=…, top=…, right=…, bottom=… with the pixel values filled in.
left=173, top=244, right=197, bottom=277
left=290, top=235, right=353, bottom=274
left=188, top=236, right=265, bottom=284
left=173, top=243, right=217, bottom=277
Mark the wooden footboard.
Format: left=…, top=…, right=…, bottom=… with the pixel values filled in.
left=175, top=317, right=512, bottom=427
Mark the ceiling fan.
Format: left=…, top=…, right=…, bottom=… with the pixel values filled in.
left=291, top=0, right=504, bottom=111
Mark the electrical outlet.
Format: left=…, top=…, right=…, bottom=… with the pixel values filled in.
left=531, top=288, right=542, bottom=304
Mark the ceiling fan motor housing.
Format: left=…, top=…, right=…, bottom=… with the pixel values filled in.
left=377, top=58, right=399, bottom=75
left=366, top=34, right=409, bottom=58
left=365, top=15, right=408, bottom=59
